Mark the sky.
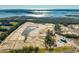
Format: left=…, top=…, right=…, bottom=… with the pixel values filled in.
left=0, top=5, right=79, bottom=9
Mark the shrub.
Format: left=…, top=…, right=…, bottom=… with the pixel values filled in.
left=45, top=30, right=55, bottom=48
left=34, top=47, right=39, bottom=53
left=49, top=48, right=54, bottom=53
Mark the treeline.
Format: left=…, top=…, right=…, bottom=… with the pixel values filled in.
left=9, top=46, right=39, bottom=53
left=62, top=34, right=79, bottom=39
left=28, top=17, right=79, bottom=24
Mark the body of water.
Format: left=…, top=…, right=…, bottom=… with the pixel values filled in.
left=0, top=9, right=79, bottom=18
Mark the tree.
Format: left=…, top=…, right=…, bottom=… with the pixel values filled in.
left=34, top=47, right=39, bottom=53
left=45, top=30, right=54, bottom=48
left=28, top=46, right=34, bottom=53
left=55, top=24, right=61, bottom=34
left=0, top=32, right=8, bottom=42
left=49, top=48, right=54, bottom=53
left=22, top=46, right=29, bottom=53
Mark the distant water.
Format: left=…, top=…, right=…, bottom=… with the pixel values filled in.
left=0, top=12, right=25, bottom=18
left=0, top=9, right=79, bottom=18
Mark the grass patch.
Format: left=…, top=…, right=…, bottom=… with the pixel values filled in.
left=39, top=48, right=47, bottom=53
left=8, top=46, right=75, bottom=53
left=10, top=22, right=18, bottom=26
left=54, top=46, right=75, bottom=53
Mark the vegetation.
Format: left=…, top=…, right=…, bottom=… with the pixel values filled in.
left=55, top=24, right=61, bottom=34
left=0, top=16, right=79, bottom=53
left=54, top=46, right=75, bottom=53
left=9, top=22, right=18, bottom=26
left=0, top=32, right=8, bottom=43
left=62, top=34, right=79, bottom=39
left=8, top=46, right=75, bottom=53
left=28, top=17, right=79, bottom=24
left=9, top=46, right=39, bottom=53
left=49, top=48, right=54, bottom=53
left=34, top=47, right=39, bottom=53
left=45, top=30, right=55, bottom=48
left=44, top=30, right=56, bottom=53
left=39, top=48, right=46, bottom=53
left=0, top=16, right=27, bottom=43
left=0, top=16, right=79, bottom=43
